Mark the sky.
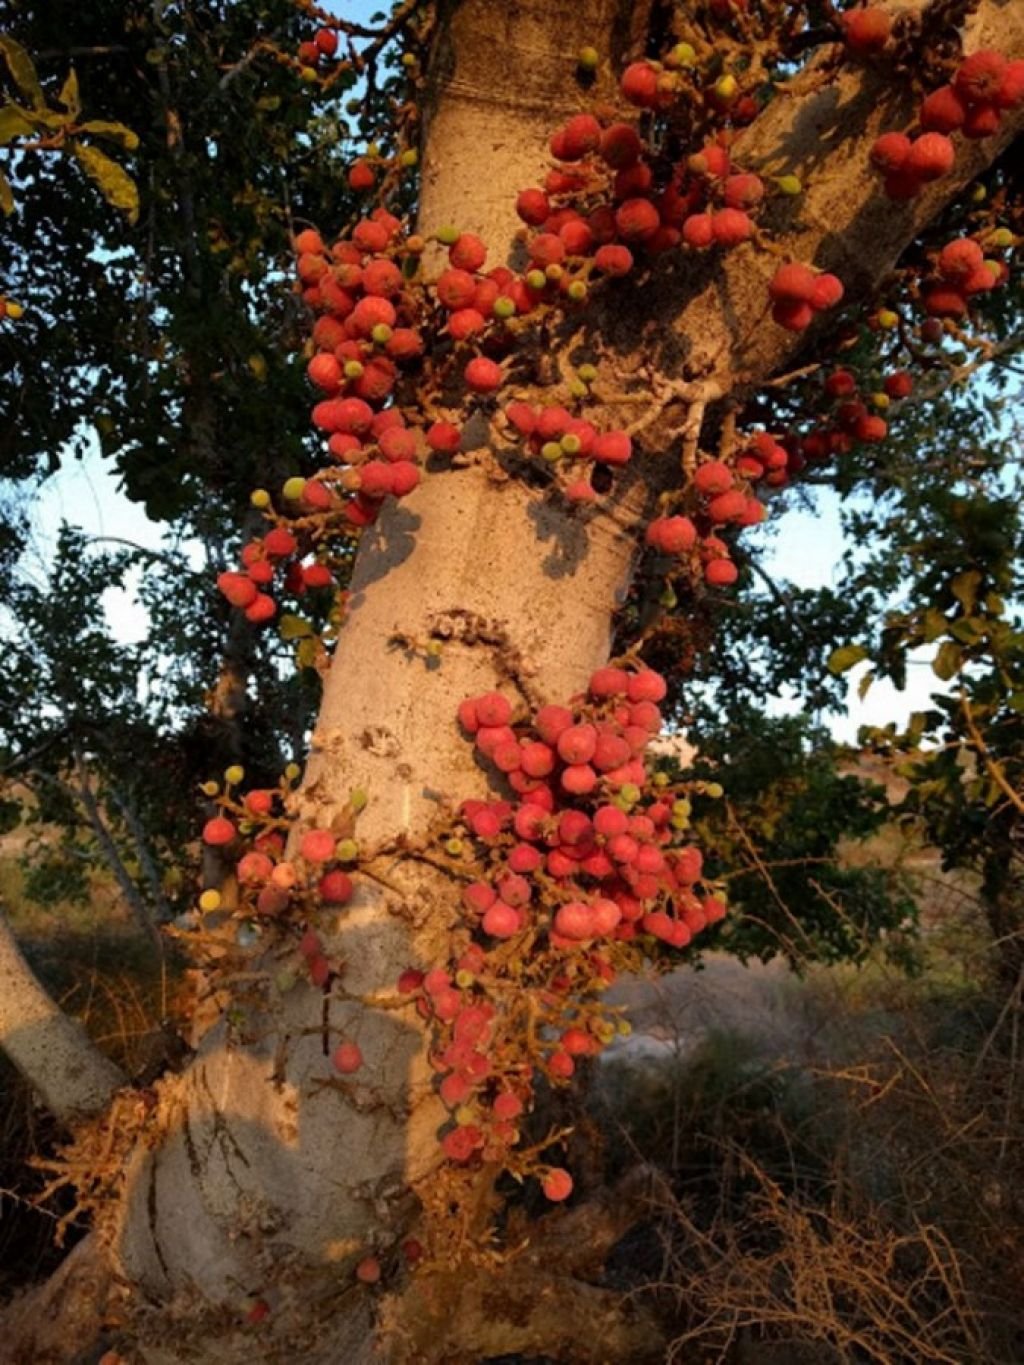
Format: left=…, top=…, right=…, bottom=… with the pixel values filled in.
left=12, top=440, right=943, bottom=747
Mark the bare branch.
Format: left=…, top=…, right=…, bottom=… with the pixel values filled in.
left=0, top=906, right=125, bottom=1122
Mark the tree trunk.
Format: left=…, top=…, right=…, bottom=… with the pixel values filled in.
left=5, top=2, right=1024, bottom=1361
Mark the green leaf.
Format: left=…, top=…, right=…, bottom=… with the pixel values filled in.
left=827, top=643, right=868, bottom=675
left=58, top=67, right=80, bottom=117
left=857, top=669, right=875, bottom=700
left=1007, top=692, right=1024, bottom=714
left=950, top=569, right=981, bottom=614
left=932, top=640, right=963, bottom=681
left=78, top=119, right=140, bottom=152
left=70, top=141, right=139, bottom=224
left=0, top=167, right=13, bottom=215
left=295, top=637, right=320, bottom=670
left=0, top=36, right=44, bottom=108
left=922, top=608, right=949, bottom=644
left=949, top=616, right=984, bottom=645
left=279, top=614, right=313, bottom=640
left=0, top=102, right=35, bottom=143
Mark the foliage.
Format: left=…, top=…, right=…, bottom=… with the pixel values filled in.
left=682, top=709, right=919, bottom=968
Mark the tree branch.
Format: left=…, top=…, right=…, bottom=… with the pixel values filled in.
left=0, top=905, right=125, bottom=1122
left=71, top=751, right=163, bottom=952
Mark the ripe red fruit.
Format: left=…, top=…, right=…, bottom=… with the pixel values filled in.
left=307, top=353, right=342, bottom=394
left=427, top=421, right=462, bottom=453
left=628, top=669, right=667, bottom=703
left=592, top=431, right=632, bottom=465
left=436, top=268, right=478, bottom=311
left=906, top=132, right=955, bottom=182
left=824, top=368, right=857, bottom=395
left=938, top=237, right=984, bottom=282
left=840, top=7, right=892, bottom=56
left=300, top=829, right=336, bottom=864
left=769, top=262, right=817, bottom=304
left=954, top=50, right=1006, bottom=106
left=358, top=461, right=396, bottom=499
left=293, top=228, right=324, bottom=256
left=615, top=197, right=660, bottom=242
left=593, top=244, right=634, bottom=275
left=333, top=1041, right=364, bottom=1074
left=351, top=219, right=390, bottom=253
left=245, top=593, right=276, bottom=624
left=535, top=406, right=570, bottom=441
left=304, top=559, right=333, bottom=586
left=682, top=213, right=714, bottom=249
left=559, top=112, right=603, bottom=159
left=217, top=572, right=257, bottom=609
left=534, top=705, right=574, bottom=745
left=723, top=172, right=764, bottom=209
left=772, top=299, right=814, bottom=331
left=202, top=816, right=236, bottom=846
left=599, top=122, right=643, bottom=169
left=707, top=489, right=747, bottom=523
left=589, top=666, right=630, bottom=698
left=694, top=460, right=733, bottom=496
left=873, top=128, right=913, bottom=172
left=449, top=232, right=487, bottom=272
left=920, top=85, right=967, bottom=133
left=516, top=188, right=550, bottom=226
left=528, top=232, right=566, bottom=266
left=553, top=902, right=595, bottom=940
left=320, top=870, right=354, bottom=904
left=347, top=159, right=375, bottom=192
left=711, top=208, right=752, bottom=247
left=557, top=724, right=598, bottom=765
left=646, top=515, right=697, bottom=554
left=464, top=356, right=503, bottom=393
left=482, top=901, right=520, bottom=937
left=540, top=1166, right=574, bottom=1201
left=389, top=462, right=420, bottom=497
left=613, top=162, right=653, bottom=200
left=264, top=527, right=297, bottom=558
left=559, top=218, right=594, bottom=255
left=854, top=413, right=887, bottom=442
left=493, top=1091, right=523, bottom=1121
left=621, top=61, right=659, bottom=107
left=884, top=371, right=913, bottom=400
left=962, top=103, right=1000, bottom=139
left=361, top=259, right=403, bottom=298
left=448, top=308, right=486, bottom=340
left=314, top=27, right=337, bottom=56
left=704, top=557, right=738, bottom=586
left=997, top=59, right=1024, bottom=109
left=923, top=286, right=967, bottom=318
left=475, top=692, right=512, bottom=726
left=811, top=273, right=844, bottom=310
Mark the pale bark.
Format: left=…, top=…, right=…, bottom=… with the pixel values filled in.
left=0, top=907, right=125, bottom=1122
left=9, top=2, right=1024, bottom=1360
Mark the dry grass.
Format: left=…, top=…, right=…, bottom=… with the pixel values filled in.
left=592, top=934, right=1024, bottom=1364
